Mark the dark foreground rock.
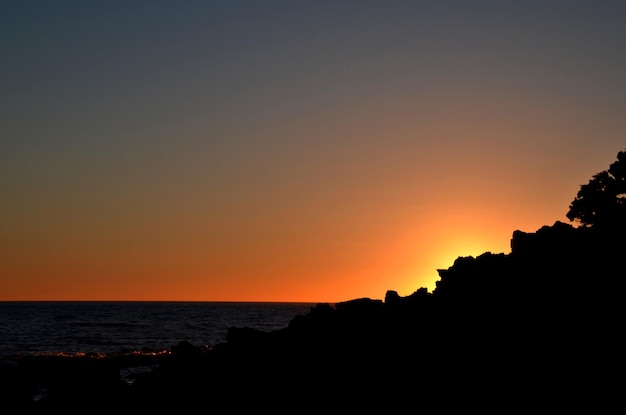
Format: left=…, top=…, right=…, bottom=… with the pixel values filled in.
left=1, top=222, right=623, bottom=412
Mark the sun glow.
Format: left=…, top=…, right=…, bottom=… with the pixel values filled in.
left=408, top=226, right=513, bottom=294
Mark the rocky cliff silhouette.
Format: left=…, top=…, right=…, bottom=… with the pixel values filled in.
left=3, top=149, right=625, bottom=412
left=17, top=219, right=611, bottom=412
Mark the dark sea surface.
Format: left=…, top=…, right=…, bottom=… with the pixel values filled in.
left=0, top=301, right=318, bottom=362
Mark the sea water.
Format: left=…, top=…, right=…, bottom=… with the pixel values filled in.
left=0, top=301, right=317, bottom=361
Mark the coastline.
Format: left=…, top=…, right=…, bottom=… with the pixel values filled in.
left=1, top=222, right=623, bottom=411
left=0, top=301, right=316, bottom=363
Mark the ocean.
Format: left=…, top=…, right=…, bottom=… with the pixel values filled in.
left=0, top=301, right=318, bottom=363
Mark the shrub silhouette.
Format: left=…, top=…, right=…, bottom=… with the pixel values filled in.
left=566, top=148, right=626, bottom=228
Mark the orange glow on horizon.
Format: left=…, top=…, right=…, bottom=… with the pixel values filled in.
left=0, top=205, right=546, bottom=303
left=3, top=2, right=623, bottom=303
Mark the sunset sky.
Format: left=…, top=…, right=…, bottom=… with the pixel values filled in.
left=2, top=1, right=625, bottom=302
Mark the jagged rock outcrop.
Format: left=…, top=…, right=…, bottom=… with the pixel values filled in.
left=3, top=221, right=623, bottom=412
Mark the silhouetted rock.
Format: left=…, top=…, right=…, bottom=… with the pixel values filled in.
left=2, top=220, right=623, bottom=412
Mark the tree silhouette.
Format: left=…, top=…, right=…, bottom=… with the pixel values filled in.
left=566, top=148, right=626, bottom=228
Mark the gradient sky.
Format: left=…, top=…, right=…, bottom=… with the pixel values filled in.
left=2, top=1, right=625, bottom=302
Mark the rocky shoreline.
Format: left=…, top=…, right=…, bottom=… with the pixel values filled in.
left=1, top=221, right=622, bottom=412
